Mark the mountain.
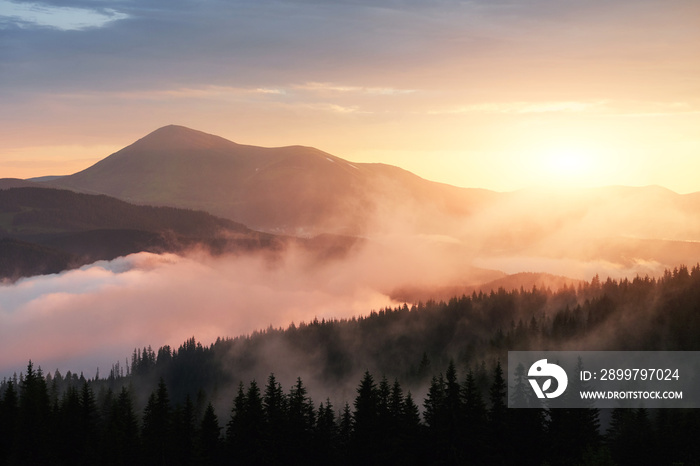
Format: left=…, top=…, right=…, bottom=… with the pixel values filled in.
left=48, top=125, right=498, bottom=235
left=0, top=238, right=78, bottom=279
left=389, top=272, right=583, bottom=303
left=0, top=186, right=270, bottom=279
left=39, top=125, right=700, bottom=274
left=0, top=178, right=41, bottom=189
left=0, top=187, right=362, bottom=280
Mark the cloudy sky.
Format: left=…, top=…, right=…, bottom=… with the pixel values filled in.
left=1, top=0, right=699, bottom=191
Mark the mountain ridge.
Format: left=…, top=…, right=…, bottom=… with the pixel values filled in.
left=45, top=125, right=498, bottom=235
left=19, top=124, right=700, bottom=276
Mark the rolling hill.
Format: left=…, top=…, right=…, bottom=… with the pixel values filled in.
left=0, top=187, right=360, bottom=280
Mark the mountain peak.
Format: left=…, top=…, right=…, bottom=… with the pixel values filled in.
left=48, top=125, right=499, bottom=235
left=131, top=125, right=240, bottom=152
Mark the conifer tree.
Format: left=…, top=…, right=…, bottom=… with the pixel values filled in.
left=547, top=357, right=601, bottom=465
left=444, top=360, right=464, bottom=462
left=338, top=401, right=354, bottom=453
left=80, top=381, right=100, bottom=464
left=102, top=386, right=140, bottom=466
left=14, top=361, right=51, bottom=464
left=196, top=402, right=221, bottom=466
left=462, top=367, right=487, bottom=453
left=263, top=373, right=286, bottom=461
left=227, top=380, right=265, bottom=464
left=172, top=395, right=196, bottom=466
left=0, top=381, right=18, bottom=466
left=353, top=371, right=381, bottom=463
left=423, top=374, right=445, bottom=429
left=287, top=377, right=315, bottom=460
left=509, top=363, right=545, bottom=465
left=315, top=399, right=338, bottom=464
left=142, top=377, right=173, bottom=465
left=487, top=360, right=508, bottom=465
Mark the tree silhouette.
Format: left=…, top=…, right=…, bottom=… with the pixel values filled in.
left=142, top=378, right=172, bottom=465
left=14, top=361, right=51, bottom=464
left=0, top=381, right=18, bottom=466
left=487, top=360, right=508, bottom=465
left=353, top=371, right=381, bottom=464
left=462, top=367, right=487, bottom=462
left=196, top=402, right=222, bottom=466
left=509, top=363, right=546, bottom=465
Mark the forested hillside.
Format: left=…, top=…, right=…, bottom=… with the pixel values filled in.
left=2, top=265, right=700, bottom=464
left=0, top=187, right=360, bottom=280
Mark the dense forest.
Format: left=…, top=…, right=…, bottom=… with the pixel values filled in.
left=2, top=264, right=700, bottom=464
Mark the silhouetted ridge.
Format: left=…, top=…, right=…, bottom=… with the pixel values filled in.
left=125, top=124, right=243, bottom=153
left=47, top=125, right=498, bottom=235
left=0, top=187, right=279, bottom=280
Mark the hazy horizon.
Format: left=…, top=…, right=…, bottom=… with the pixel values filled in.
left=8, top=123, right=700, bottom=196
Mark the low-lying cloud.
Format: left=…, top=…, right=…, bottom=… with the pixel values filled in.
left=0, top=248, right=394, bottom=378
left=4, top=183, right=700, bottom=381
left=0, top=227, right=505, bottom=378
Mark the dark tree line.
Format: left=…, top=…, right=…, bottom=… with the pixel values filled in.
left=3, top=265, right=700, bottom=464
left=2, top=358, right=699, bottom=465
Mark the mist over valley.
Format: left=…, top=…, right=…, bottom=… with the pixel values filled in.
left=2, top=126, right=700, bottom=465
left=2, top=125, right=700, bottom=379
left=3, top=0, right=699, bottom=461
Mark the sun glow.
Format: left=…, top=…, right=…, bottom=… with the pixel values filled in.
left=536, top=146, right=601, bottom=188
left=549, top=149, right=590, bottom=174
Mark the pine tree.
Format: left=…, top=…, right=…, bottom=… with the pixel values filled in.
left=227, top=380, right=265, bottom=464
left=547, top=357, right=601, bottom=465
left=245, top=380, right=266, bottom=464
left=14, top=361, right=51, bottom=464
left=0, top=381, right=18, bottom=466
left=226, top=381, right=247, bottom=447
left=338, top=401, right=353, bottom=451
left=172, top=395, right=196, bottom=466
left=397, top=387, right=425, bottom=465
left=315, top=399, right=338, bottom=463
left=607, top=407, right=657, bottom=466
left=444, top=360, right=464, bottom=462
left=353, top=371, right=381, bottom=464
left=102, top=386, right=140, bottom=466
left=263, top=373, right=286, bottom=462
left=79, top=381, right=100, bottom=464
left=196, top=402, right=221, bottom=466
left=389, top=378, right=404, bottom=424
left=423, top=374, right=445, bottom=429
left=287, top=377, right=315, bottom=461
left=142, top=378, right=173, bottom=466
left=416, top=352, right=431, bottom=381
left=462, top=366, right=488, bottom=461
left=57, top=384, right=82, bottom=463
left=509, top=363, right=545, bottom=465
left=487, top=360, right=508, bottom=465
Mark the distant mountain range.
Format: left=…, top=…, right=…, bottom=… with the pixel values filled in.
left=3, top=124, right=700, bottom=283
